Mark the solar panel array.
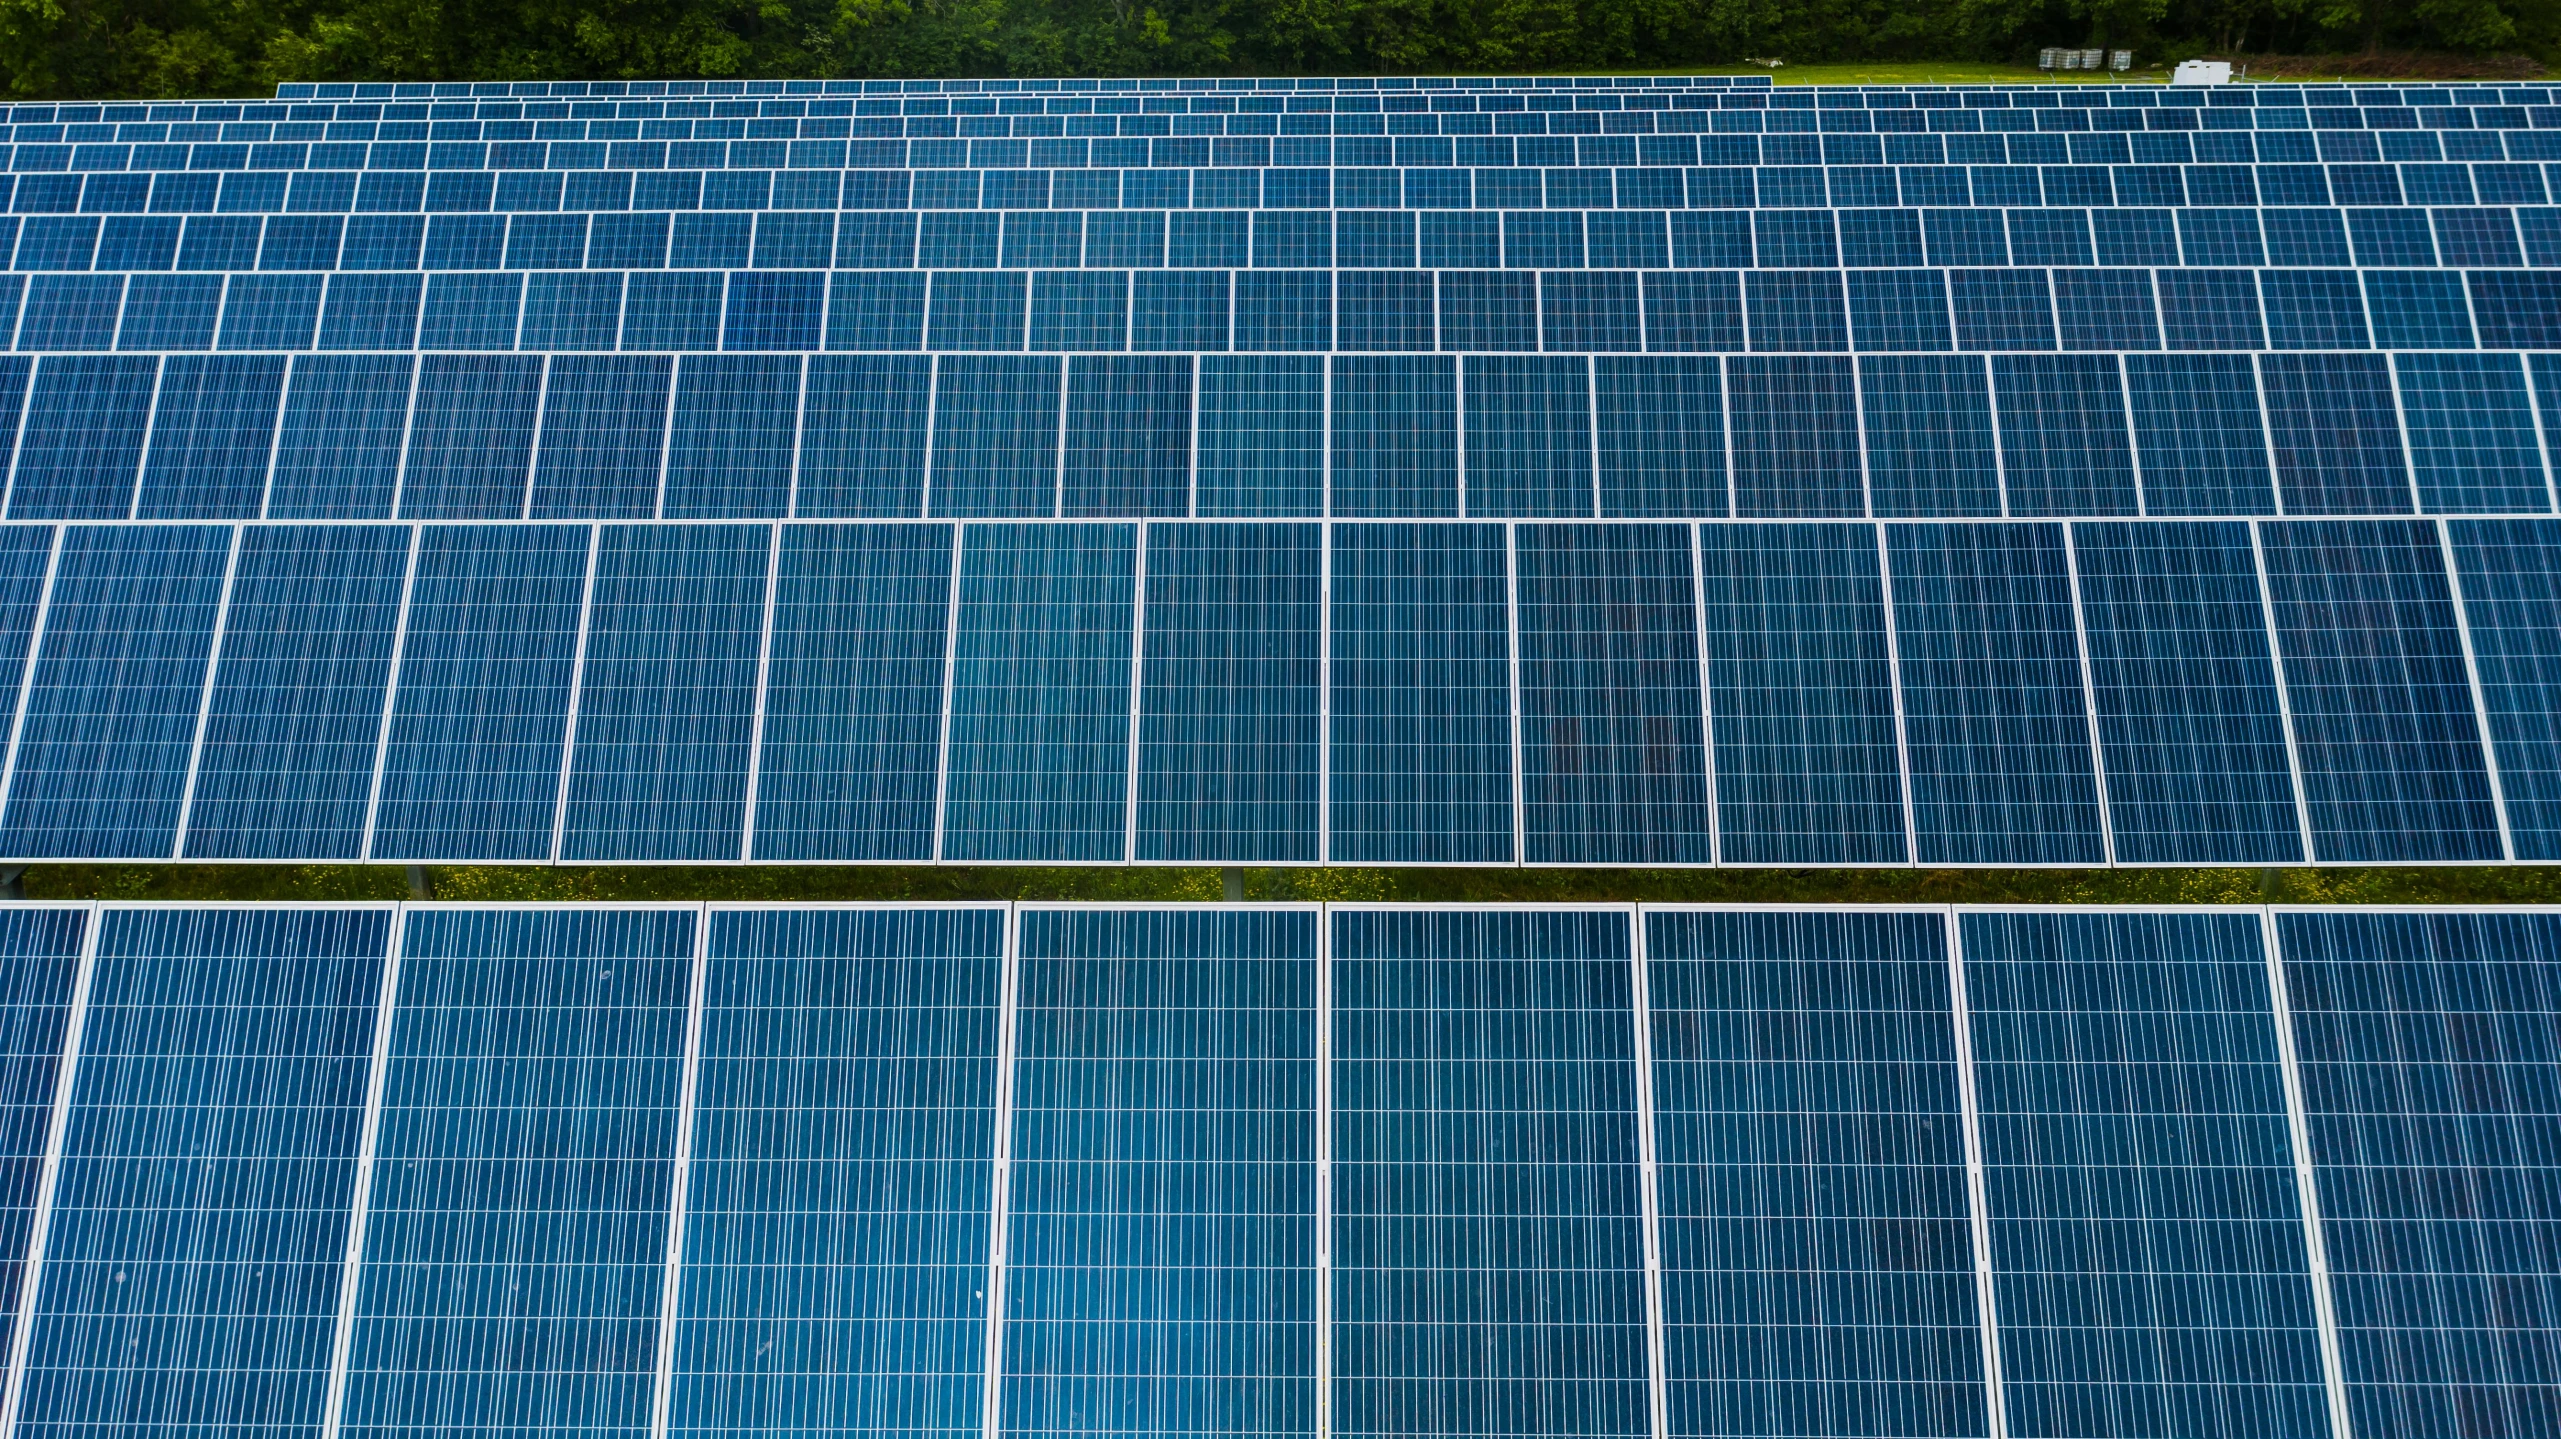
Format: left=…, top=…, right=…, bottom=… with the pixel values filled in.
left=0, top=900, right=2550, bottom=1439
left=0, top=75, right=2554, bottom=867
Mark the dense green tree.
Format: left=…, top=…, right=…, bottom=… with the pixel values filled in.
left=0, top=0, right=2548, bottom=99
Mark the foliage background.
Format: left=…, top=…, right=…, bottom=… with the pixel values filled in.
left=5, top=0, right=2552, bottom=102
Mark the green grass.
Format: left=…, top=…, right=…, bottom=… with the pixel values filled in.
left=20, top=862, right=2560, bottom=907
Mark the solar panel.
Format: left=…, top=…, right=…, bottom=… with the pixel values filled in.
left=0, top=898, right=2543, bottom=1436
left=0, top=76, right=2551, bottom=863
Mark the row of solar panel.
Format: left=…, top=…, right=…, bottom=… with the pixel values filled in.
left=0, top=515, right=2540, bottom=867
left=18, top=197, right=2561, bottom=272
left=7, top=348, right=2558, bottom=521
left=14, top=266, right=2561, bottom=365
left=20, top=128, right=2561, bottom=186
left=0, top=901, right=2547, bottom=1439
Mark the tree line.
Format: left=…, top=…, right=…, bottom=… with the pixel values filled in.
left=4, top=0, right=2551, bottom=104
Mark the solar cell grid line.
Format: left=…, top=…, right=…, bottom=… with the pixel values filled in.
left=2255, top=518, right=2504, bottom=864
left=2270, top=907, right=2561, bottom=1439
left=2385, top=352, right=2429, bottom=517
left=919, top=357, right=941, bottom=519
left=2055, top=527, right=2119, bottom=868
left=355, top=528, right=424, bottom=863
left=646, top=905, right=713, bottom=1439
left=119, top=361, right=166, bottom=526
left=930, top=524, right=963, bottom=864
left=1314, top=905, right=1332, bottom=1439
left=998, top=906, right=1319, bottom=1439
left=733, top=524, right=782, bottom=864
left=979, top=905, right=1024, bottom=1439
left=1685, top=528, right=1718, bottom=868
left=2523, top=355, right=2561, bottom=517
left=317, top=903, right=405, bottom=1439
left=2244, top=521, right=2324, bottom=863
left=13, top=905, right=394, bottom=1439
left=1876, top=526, right=1923, bottom=865
left=1123, top=520, right=1145, bottom=862
left=1620, top=908, right=1668, bottom=1439
left=0, top=904, right=97, bottom=1439
left=667, top=905, right=1003, bottom=1439
left=2250, top=910, right=2357, bottom=1439
left=2433, top=515, right=2521, bottom=863
left=1645, top=907, right=1987, bottom=1439
left=550, top=524, right=603, bottom=865
left=338, top=905, right=696, bottom=1439
left=0, top=531, right=62, bottom=834
left=1328, top=905, right=1652, bottom=1439
left=2116, top=355, right=2147, bottom=518
left=1958, top=908, right=2334, bottom=1439
left=0, top=907, right=79, bottom=1391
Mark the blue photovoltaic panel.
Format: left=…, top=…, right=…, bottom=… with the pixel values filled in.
left=2278, top=909, right=2561, bottom=1439
left=17, top=907, right=388, bottom=1439
left=1332, top=907, right=1649, bottom=1439
left=2258, top=519, right=2504, bottom=863
left=134, top=354, right=287, bottom=520
left=1063, top=354, right=1190, bottom=518
left=2447, top=518, right=2561, bottom=859
left=1884, top=523, right=2106, bottom=867
left=1004, top=908, right=1315, bottom=1439
left=369, top=524, right=589, bottom=862
left=2069, top=521, right=2305, bottom=865
left=1196, top=356, right=1322, bottom=518
left=9, top=357, right=155, bottom=522
left=0, top=525, right=231, bottom=861
left=0, top=526, right=56, bottom=783
left=665, top=355, right=799, bottom=521
left=1465, top=356, right=1594, bottom=519
left=799, top=355, right=930, bottom=519
left=343, top=907, right=693, bottom=1439
left=400, top=354, right=542, bottom=521
left=182, top=524, right=409, bottom=860
left=940, top=522, right=1135, bottom=863
left=1728, top=357, right=1862, bottom=520
left=1992, top=354, right=2139, bottom=517
left=1514, top=523, right=1713, bottom=865
left=672, top=906, right=1002, bottom=1439
left=1646, top=909, right=1986, bottom=1439
left=931, top=356, right=1062, bottom=520
left=1326, top=522, right=1514, bottom=865
left=269, top=354, right=413, bottom=520
left=2394, top=353, right=2551, bottom=517
left=1331, top=356, right=1457, bottom=519
left=532, top=355, right=675, bottom=521
left=1594, top=357, right=1726, bottom=519
left=0, top=907, right=85, bottom=1365
left=1135, top=523, right=1321, bottom=863
left=2263, top=353, right=2415, bottom=517
left=751, top=523, right=952, bottom=863
left=1963, top=910, right=2331, bottom=1439
left=1693, top=522, right=1906, bottom=866
left=2124, top=354, right=2277, bottom=517
left=1860, top=356, right=1999, bottom=519
left=562, top=524, right=771, bottom=862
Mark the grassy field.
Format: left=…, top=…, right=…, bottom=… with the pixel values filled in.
left=21, top=861, right=2559, bottom=906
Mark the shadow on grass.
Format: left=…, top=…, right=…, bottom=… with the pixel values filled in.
left=20, top=863, right=2560, bottom=907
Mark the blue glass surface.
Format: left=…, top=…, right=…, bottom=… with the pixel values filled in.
left=940, top=522, right=1136, bottom=862
left=1332, top=907, right=1649, bottom=1439
left=1728, top=357, right=1863, bottom=519
left=19, top=907, right=389, bottom=1439
left=1465, top=356, right=1594, bottom=519
left=2446, top=517, right=2561, bottom=860
left=1648, top=909, right=1985, bottom=1439
left=2278, top=909, right=2561, bottom=1439
left=270, top=354, right=412, bottom=519
left=1594, top=357, right=1726, bottom=519
left=561, top=524, right=770, bottom=862
left=1964, top=910, right=2331, bottom=1439
left=1327, top=522, right=1514, bottom=865
left=0, top=525, right=230, bottom=860
left=344, top=906, right=692, bottom=1439
left=1694, top=522, right=1907, bottom=865
left=1135, top=523, right=1321, bottom=863
left=1861, top=356, right=1999, bottom=519
left=1514, top=523, right=1713, bottom=865
left=0, top=906, right=86, bottom=1367
left=369, top=524, right=589, bottom=862
left=2070, top=521, right=2305, bottom=865
left=2258, top=518, right=2503, bottom=862
left=1884, top=522, right=2106, bottom=866
left=672, top=906, right=1002, bottom=1439
left=1005, top=908, right=1315, bottom=1439
left=184, top=524, right=409, bottom=860
left=751, top=523, right=953, bottom=863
